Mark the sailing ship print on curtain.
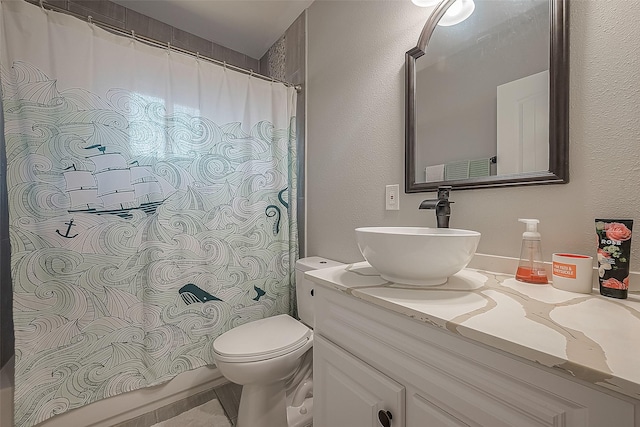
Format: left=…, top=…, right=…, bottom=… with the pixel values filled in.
left=0, top=2, right=298, bottom=426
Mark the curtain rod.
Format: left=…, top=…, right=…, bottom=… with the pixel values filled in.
left=27, top=0, right=302, bottom=93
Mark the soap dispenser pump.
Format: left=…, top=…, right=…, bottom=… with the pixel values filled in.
left=516, top=218, right=548, bottom=284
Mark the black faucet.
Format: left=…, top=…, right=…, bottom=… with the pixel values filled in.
left=419, top=186, right=454, bottom=228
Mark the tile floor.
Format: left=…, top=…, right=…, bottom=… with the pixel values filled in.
left=113, top=382, right=242, bottom=427
left=151, top=399, right=231, bottom=427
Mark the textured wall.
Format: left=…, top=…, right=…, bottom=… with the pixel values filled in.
left=260, top=12, right=307, bottom=256
left=307, top=1, right=640, bottom=273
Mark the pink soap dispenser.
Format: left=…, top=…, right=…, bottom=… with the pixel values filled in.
left=515, top=219, right=548, bottom=284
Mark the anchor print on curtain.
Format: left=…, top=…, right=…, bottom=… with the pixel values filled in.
left=0, top=1, right=298, bottom=426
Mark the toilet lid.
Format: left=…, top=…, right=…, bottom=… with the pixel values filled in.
left=213, top=314, right=312, bottom=362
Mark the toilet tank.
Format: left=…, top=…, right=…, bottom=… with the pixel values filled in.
left=295, top=257, right=344, bottom=327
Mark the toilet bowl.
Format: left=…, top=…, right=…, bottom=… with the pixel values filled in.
left=212, top=257, right=343, bottom=427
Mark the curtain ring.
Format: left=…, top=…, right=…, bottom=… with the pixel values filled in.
left=196, top=52, right=200, bottom=61
left=131, top=30, right=136, bottom=40
left=223, top=61, right=227, bottom=69
left=249, top=69, right=254, bottom=78
left=167, top=42, right=171, bottom=53
left=88, top=15, right=93, bottom=24
left=39, top=0, right=45, bottom=10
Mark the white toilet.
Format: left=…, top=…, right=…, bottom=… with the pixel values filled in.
left=212, top=257, right=343, bottom=427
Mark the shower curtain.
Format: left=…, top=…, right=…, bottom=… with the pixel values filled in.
left=0, top=1, right=298, bottom=426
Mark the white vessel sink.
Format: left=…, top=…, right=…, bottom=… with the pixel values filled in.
left=355, top=227, right=481, bottom=286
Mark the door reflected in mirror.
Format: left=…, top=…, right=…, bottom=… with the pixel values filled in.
left=405, top=0, right=569, bottom=192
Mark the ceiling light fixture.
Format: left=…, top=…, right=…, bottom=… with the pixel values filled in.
left=410, top=0, right=440, bottom=7
left=437, top=0, right=476, bottom=26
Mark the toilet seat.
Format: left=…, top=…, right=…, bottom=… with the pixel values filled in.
left=213, top=314, right=312, bottom=363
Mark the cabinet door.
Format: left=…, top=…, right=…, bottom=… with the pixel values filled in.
left=314, top=335, right=405, bottom=427
left=406, top=387, right=471, bottom=427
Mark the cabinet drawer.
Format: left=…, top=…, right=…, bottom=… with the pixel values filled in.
left=314, top=334, right=405, bottom=427
left=314, top=286, right=636, bottom=427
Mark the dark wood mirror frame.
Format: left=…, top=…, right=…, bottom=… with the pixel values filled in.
left=405, top=0, right=569, bottom=192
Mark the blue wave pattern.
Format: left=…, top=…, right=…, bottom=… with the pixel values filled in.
left=2, top=61, right=298, bottom=427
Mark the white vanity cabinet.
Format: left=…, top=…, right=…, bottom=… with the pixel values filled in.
left=313, top=285, right=639, bottom=427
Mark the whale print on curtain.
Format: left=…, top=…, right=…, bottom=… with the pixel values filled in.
left=0, top=1, right=298, bottom=426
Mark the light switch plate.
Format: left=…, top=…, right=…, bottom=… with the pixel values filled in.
left=385, top=184, right=399, bottom=210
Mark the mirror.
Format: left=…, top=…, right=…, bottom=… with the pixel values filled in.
left=405, top=0, right=568, bottom=192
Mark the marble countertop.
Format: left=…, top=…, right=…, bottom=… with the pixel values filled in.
left=306, top=262, right=640, bottom=401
